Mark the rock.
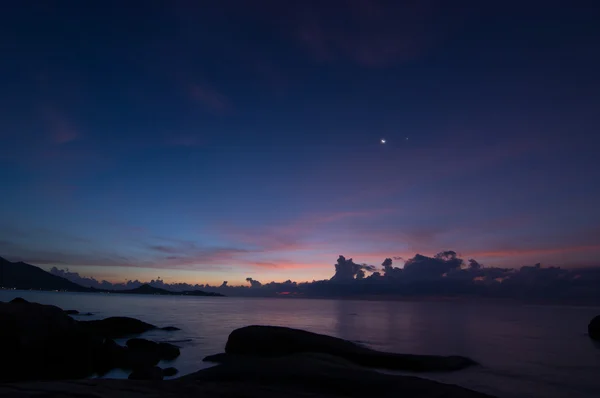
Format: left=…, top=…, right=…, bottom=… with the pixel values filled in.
left=162, top=326, right=181, bottom=331
left=64, top=309, right=79, bottom=315
left=0, top=353, right=497, bottom=398
left=93, top=339, right=127, bottom=375
left=9, top=297, right=29, bottom=304
left=203, top=353, right=230, bottom=363
left=1, top=300, right=184, bottom=382
left=0, top=299, right=98, bottom=381
left=125, top=338, right=181, bottom=363
left=128, top=366, right=164, bottom=380
left=123, top=348, right=161, bottom=370
left=224, top=325, right=477, bottom=372
left=159, top=342, right=181, bottom=360
left=79, top=317, right=157, bottom=338
left=589, top=315, right=600, bottom=340
left=163, top=367, right=178, bottom=377
left=191, top=353, right=495, bottom=397
left=127, top=338, right=159, bottom=351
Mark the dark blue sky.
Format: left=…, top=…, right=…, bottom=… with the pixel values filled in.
left=1, top=0, right=600, bottom=285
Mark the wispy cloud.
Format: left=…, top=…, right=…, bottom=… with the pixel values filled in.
left=218, top=208, right=396, bottom=253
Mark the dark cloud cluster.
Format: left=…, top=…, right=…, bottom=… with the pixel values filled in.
left=330, top=255, right=376, bottom=282
left=51, top=251, right=600, bottom=301
left=245, top=277, right=262, bottom=288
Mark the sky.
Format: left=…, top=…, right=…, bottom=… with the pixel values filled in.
left=1, top=0, right=600, bottom=286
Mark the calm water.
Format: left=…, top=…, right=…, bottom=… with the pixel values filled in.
left=2, top=291, right=600, bottom=398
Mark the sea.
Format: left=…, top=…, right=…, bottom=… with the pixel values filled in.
left=2, top=290, right=599, bottom=398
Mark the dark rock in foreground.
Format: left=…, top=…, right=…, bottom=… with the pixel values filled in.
left=124, top=338, right=181, bottom=367
left=128, top=366, right=164, bottom=380
left=94, top=339, right=127, bottom=375
left=1, top=299, right=181, bottom=382
left=162, top=326, right=181, bottom=331
left=589, top=315, right=600, bottom=340
left=164, top=367, right=179, bottom=377
left=0, top=299, right=98, bottom=381
left=0, top=353, right=496, bottom=398
left=79, top=317, right=180, bottom=338
left=220, top=325, right=476, bottom=372
left=79, top=317, right=158, bottom=338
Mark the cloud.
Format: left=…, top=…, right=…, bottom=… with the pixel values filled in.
left=246, top=277, right=262, bottom=288
left=330, top=255, right=376, bottom=282
left=381, top=257, right=402, bottom=277
left=402, top=251, right=464, bottom=279
left=217, top=208, right=395, bottom=255
left=43, top=249, right=600, bottom=300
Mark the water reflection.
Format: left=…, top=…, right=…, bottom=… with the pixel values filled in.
left=1, top=291, right=599, bottom=398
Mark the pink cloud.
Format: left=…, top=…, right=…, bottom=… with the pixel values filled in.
left=217, top=208, right=396, bottom=253
left=248, top=260, right=323, bottom=269
left=470, top=244, right=600, bottom=259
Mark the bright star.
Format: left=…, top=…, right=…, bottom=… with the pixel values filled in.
left=380, top=138, right=386, bottom=144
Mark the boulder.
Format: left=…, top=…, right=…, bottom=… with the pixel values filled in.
left=93, top=339, right=127, bottom=375
left=79, top=317, right=157, bottom=338
left=589, top=315, right=600, bottom=340
left=163, top=367, right=179, bottom=377
left=127, top=338, right=159, bottom=351
left=123, top=348, right=161, bottom=370
left=162, top=326, right=181, bottom=331
left=0, top=299, right=99, bottom=381
left=0, top=352, right=496, bottom=398
left=125, top=338, right=181, bottom=363
left=191, top=353, right=495, bottom=397
left=223, top=325, right=476, bottom=372
left=128, top=366, right=164, bottom=380
left=159, top=342, right=181, bottom=360
left=1, top=300, right=184, bottom=382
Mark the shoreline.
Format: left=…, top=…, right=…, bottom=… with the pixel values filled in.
left=3, top=288, right=600, bottom=307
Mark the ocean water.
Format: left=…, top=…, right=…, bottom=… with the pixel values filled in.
left=2, top=290, right=599, bottom=398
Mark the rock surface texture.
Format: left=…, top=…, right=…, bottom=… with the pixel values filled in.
left=0, top=301, right=494, bottom=397
left=0, top=298, right=180, bottom=382
left=0, top=354, right=495, bottom=397
left=218, top=325, right=477, bottom=371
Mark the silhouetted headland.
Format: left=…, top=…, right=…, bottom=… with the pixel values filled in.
left=0, top=297, right=495, bottom=397
left=0, top=257, right=223, bottom=297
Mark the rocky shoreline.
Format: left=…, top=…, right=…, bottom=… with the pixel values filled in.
left=0, top=297, right=501, bottom=397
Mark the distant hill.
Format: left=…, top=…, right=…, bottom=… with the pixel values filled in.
left=119, top=284, right=173, bottom=295
left=0, top=257, right=224, bottom=297
left=118, top=283, right=224, bottom=297
left=0, top=257, right=92, bottom=292
left=179, top=289, right=224, bottom=297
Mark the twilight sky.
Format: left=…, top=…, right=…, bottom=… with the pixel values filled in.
left=1, top=1, right=600, bottom=286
